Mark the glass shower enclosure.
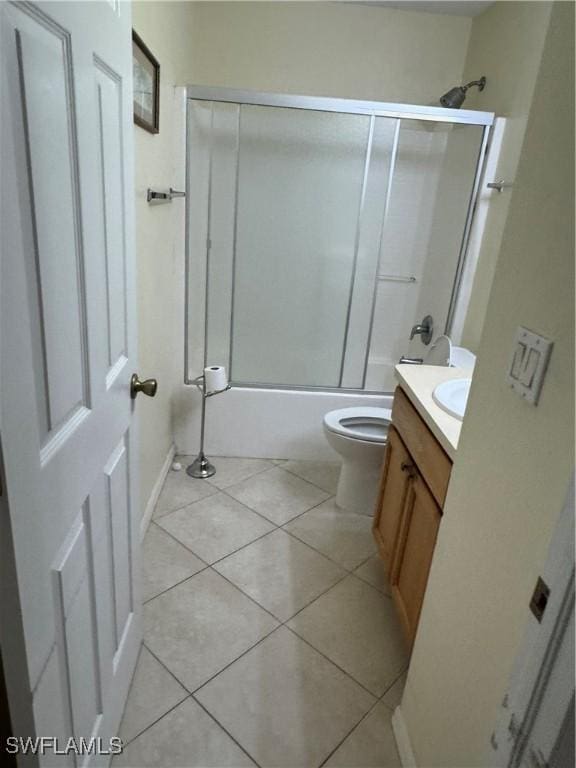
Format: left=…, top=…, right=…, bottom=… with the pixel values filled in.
left=186, top=87, right=493, bottom=393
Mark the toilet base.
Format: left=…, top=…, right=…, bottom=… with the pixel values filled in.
left=335, top=462, right=381, bottom=516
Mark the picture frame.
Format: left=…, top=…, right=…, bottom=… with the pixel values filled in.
left=132, top=30, right=160, bottom=134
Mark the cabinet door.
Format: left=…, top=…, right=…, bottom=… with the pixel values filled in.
left=391, top=472, right=442, bottom=647
left=373, top=426, right=414, bottom=576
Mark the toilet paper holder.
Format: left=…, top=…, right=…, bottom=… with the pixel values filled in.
left=191, top=373, right=231, bottom=398
left=186, top=372, right=231, bottom=479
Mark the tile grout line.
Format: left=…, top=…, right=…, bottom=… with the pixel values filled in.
left=147, top=517, right=211, bottom=562
left=191, top=624, right=281, bottom=696
left=152, top=480, right=360, bottom=582
left=316, top=667, right=409, bottom=767
left=146, top=512, right=392, bottom=692
left=217, top=481, right=330, bottom=528
left=378, top=667, right=409, bottom=709
left=143, top=642, right=195, bottom=693
left=142, top=565, right=211, bottom=606
left=121, top=642, right=402, bottom=767
left=151, top=508, right=276, bottom=572
left=273, top=461, right=341, bottom=496
left=208, top=567, right=287, bottom=624
left=155, top=456, right=339, bottom=528
left=279, top=524, right=380, bottom=578
left=188, top=617, right=380, bottom=749
left=140, top=458, right=403, bottom=763
left=346, top=551, right=395, bottom=599
left=142, top=519, right=334, bottom=610
left=206, top=458, right=337, bottom=500
left=153, top=458, right=371, bottom=576
left=191, top=694, right=263, bottom=768
left=122, top=636, right=404, bottom=760
left=146, top=560, right=377, bottom=698
left=318, top=694, right=385, bottom=768
left=203, top=460, right=277, bottom=492
left=152, top=455, right=285, bottom=524
left=143, top=558, right=393, bottom=695
left=119, top=692, right=192, bottom=750
left=153, top=495, right=379, bottom=594
left=282, top=624, right=381, bottom=700
left=142, top=564, right=396, bottom=732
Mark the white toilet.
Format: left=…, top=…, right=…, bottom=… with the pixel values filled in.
left=323, top=407, right=392, bottom=516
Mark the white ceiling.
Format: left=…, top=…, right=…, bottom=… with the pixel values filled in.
left=351, top=1, right=495, bottom=17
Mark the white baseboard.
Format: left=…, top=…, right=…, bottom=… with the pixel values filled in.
left=392, top=706, right=417, bottom=768
left=140, top=444, right=175, bottom=540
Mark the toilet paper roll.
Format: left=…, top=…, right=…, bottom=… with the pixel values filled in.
left=204, top=365, right=228, bottom=393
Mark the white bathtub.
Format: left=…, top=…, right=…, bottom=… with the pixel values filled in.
left=173, top=384, right=392, bottom=461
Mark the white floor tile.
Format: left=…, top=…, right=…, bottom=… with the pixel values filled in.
left=118, top=646, right=188, bottom=746
left=214, top=529, right=346, bottom=621
left=156, top=492, right=274, bottom=564
left=288, top=575, right=408, bottom=696
left=139, top=457, right=407, bottom=764
left=284, top=498, right=376, bottom=570
left=225, top=466, right=330, bottom=525
left=281, top=460, right=341, bottom=494
left=144, top=569, right=278, bottom=692
left=354, top=554, right=392, bottom=596
left=196, top=627, right=375, bottom=768
left=142, top=524, right=205, bottom=602
left=206, top=456, right=274, bottom=489
left=381, top=672, right=407, bottom=711
left=324, top=701, right=401, bottom=767
left=153, top=467, right=217, bottom=520
left=114, top=697, right=255, bottom=767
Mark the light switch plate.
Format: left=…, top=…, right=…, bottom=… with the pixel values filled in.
left=506, top=326, right=553, bottom=405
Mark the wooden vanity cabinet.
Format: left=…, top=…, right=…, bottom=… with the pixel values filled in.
left=373, top=387, right=452, bottom=648
left=373, top=426, right=413, bottom=576
left=389, top=470, right=441, bottom=646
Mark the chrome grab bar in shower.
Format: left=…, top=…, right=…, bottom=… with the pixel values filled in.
left=377, top=274, right=417, bottom=283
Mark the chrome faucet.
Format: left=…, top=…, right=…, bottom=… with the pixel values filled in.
left=409, top=314, right=434, bottom=345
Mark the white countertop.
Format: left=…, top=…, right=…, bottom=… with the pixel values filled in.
left=394, top=364, right=468, bottom=460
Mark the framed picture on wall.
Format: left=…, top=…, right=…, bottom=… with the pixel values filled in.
left=132, top=30, right=159, bottom=134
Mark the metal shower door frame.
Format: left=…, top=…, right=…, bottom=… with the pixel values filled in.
left=184, top=86, right=494, bottom=392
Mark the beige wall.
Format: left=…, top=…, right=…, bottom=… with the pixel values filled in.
left=400, top=3, right=575, bottom=765
left=132, top=1, right=194, bottom=517
left=187, top=1, right=471, bottom=103
left=460, top=1, right=553, bottom=350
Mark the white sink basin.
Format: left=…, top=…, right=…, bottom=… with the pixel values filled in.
left=432, top=378, right=472, bottom=421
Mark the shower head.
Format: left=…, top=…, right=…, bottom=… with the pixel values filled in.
left=440, top=76, right=486, bottom=109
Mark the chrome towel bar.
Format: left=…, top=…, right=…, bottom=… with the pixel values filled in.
left=377, top=274, right=417, bottom=283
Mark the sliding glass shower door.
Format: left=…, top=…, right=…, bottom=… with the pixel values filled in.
left=186, top=92, right=491, bottom=391
left=232, top=106, right=368, bottom=387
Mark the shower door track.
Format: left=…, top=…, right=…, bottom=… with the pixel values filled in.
left=186, top=86, right=494, bottom=126
left=184, top=86, right=494, bottom=390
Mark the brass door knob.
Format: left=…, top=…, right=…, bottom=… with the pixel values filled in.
left=130, top=373, right=158, bottom=399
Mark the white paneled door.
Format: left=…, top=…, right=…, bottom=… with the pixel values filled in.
left=1, top=1, right=142, bottom=764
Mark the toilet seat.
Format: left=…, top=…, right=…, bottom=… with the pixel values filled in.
left=323, top=407, right=392, bottom=443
